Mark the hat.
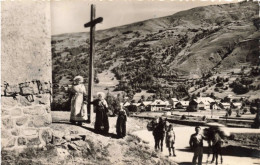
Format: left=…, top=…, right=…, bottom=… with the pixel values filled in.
left=73, top=76, right=84, bottom=83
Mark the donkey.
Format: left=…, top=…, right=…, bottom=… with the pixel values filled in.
left=152, top=117, right=167, bottom=152
left=203, top=127, right=224, bottom=165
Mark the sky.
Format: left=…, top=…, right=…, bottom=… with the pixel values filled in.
left=51, top=0, right=238, bottom=35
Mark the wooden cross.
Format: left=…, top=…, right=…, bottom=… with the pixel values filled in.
left=84, top=4, right=103, bottom=123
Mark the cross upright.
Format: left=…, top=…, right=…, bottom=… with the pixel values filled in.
left=84, top=4, right=103, bottom=123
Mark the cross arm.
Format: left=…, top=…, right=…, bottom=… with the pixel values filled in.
left=84, top=17, right=103, bottom=28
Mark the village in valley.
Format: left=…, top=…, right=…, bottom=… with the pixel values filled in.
left=101, top=64, right=260, bottom=129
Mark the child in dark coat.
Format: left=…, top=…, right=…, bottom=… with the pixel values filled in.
left=116, top=106, right=127, bottom=138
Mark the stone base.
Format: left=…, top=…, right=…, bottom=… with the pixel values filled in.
left=1, top=92, right=52, bottom=151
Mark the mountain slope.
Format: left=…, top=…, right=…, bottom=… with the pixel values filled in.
left=51, top=1, right=259, bottom=108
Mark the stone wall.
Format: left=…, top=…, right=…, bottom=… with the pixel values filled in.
left=1, top=1, right=52, bottom=151
left=1, top=85, right=52, bottom=150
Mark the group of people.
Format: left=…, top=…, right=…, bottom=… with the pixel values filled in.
left=69, top=75, right=127, bottom=138
left=151, top=118, right=224, bottom=165
left=151, top=117, right=176, bottom=156
left=70, top=75, right=224, bottom=164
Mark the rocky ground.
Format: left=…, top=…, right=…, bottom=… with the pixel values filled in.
left=1, top=112, right=177, bottom=165
left=2, top=111, right=259, bottom=165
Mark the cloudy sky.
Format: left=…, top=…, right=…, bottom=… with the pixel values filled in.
left=51, top=0, right=236, bottom=35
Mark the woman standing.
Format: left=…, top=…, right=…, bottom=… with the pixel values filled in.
left=116, top=106, right=127, bottom=138
left=70, top=76, right=88, bottom=125
left=166, top=124, right=176, bottom=157
left=90, top=92, right=109, bottom=134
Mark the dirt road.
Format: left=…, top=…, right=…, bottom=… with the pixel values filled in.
left=132, top=127, right=260, bottom=165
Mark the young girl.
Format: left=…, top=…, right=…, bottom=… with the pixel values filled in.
left=116, top=105, right=127, bottom=138
left=166, top=124, right=176, bottom=157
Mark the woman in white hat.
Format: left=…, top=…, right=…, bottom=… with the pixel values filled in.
left=70, top=76, right=87, bottom=125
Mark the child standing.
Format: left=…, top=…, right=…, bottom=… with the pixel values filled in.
left=166, top=124, right=176, bottom=157
left=116, top=106, right=127, bottom=138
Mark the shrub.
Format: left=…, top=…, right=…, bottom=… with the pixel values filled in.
left=229, top=134, right=235, bottom=140
left=231, top=81, right=249, bottom=94
left=227, top=109, right=232, bottom=116
left=243, top=108, right=248, bottom=114
left=250, top=106, right=257, bottom=114
left=216, top=82, right=224, bottom=87
left=180, top=115, right=187, bottom=120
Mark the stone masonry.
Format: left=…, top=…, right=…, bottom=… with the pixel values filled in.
left=1, top=1, right=52, bottom=151
left=1, top=86, right=52, bottom=150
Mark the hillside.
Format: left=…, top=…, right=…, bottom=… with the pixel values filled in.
left=51, top=1, right=259, bottom=109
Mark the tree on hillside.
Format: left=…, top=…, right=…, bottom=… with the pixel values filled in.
left=210, top=92, right=216, bottom=99
left=190, top=93, right=197, bottom=101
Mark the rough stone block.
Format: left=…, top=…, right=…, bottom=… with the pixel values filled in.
left=2, top=118, right=14, bottom=129
left=22, top=129, right=38, bottom=136
left=42, top=82, right=51, bottom=94
left=52, top=130, right=65, bottom=139
left=68, top=143, right=78, bottom=150
left=1, top=97, right=18, bottom=107
left=23, top=106, right=46, bottom=115
left=20, top=86, right=34, bottom=95
left=16, top=116, right=28, bottom=126
left=6, top=85, right=20, bottom=96
left=28, top=114, right=52, bottom=127
left=63, top=135, right=82, bottom=142
left=1, top=108, right=9, bottom=116
left=1, top=130, right=11, bottom=139
left=27, top=137, right=41, bottom=146
left=11, top=128, right=20, bottom=136
left=52, top=138, right=66, bottom=146
left=36, top=94, right=50, bottom=105
left=73, top=141, right=85, bottom=147
left=79, top=135, right=86, bottom=141
left=40, top=129, right=52, bottom=145
left=56, top=148, right=70, bottom=158
left=10, top=107, right=22, bottom=116
left=63, top=135, right=72, bottom=142
left=46, top=106, right=51, bottom=113
left=17, top=137, right=27, bottom=146
left=2, top=137, right=16, bottom=148
left=1, top=85, right=5, bottom=96
left=70, top=130, right=79, bottom=135
left=18, top=95, right=32, bottom=106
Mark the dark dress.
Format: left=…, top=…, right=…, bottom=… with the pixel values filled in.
left=92, top=99, right=109, bottom=134
left=116, top=110, right=127, bottom=138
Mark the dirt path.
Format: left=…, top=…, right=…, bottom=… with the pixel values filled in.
left=132, top=127, right=260, bottom=165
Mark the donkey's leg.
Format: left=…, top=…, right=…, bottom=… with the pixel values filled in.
left=211, top=153, right=215, bottom=163
left=211, top=146, right=215, bottom=163
left=220, top=146, right=223, bottom=164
